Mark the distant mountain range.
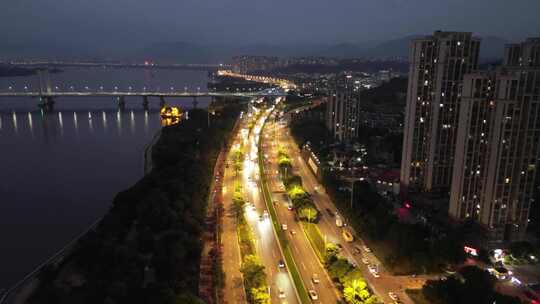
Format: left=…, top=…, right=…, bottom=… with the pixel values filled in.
left=0, top=35, right=510, bottom=63
left=130, top=35, right=510, bottom=63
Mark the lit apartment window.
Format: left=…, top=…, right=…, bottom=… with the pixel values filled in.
left=424, top=80, right=429, bottom=86
left=505, top=177, right=511, bottom=184
left=457, top=41, right=462, bottom=46
left=420, top=117, right=425, bottom=123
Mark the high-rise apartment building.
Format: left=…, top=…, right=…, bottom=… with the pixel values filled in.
left=449, top=38, right=540, bottom=241
left=401, top=31, right=480, bottom=192
left=325, top=75, right=360, bottom=142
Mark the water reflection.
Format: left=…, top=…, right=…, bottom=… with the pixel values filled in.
left=0, top=109, right=162, bottom=139
left=12, top=112, right=18, bottom=134
left=144, top=110, right=149, bottom=134
left=27, top=112, right=34, bottom=137
left=130, top=110, right=135, bottom=135
left=102, top=111, right=107, bottom=130
left=116, top=110, right=122, bottom=136
left=58, top=112, right=64, bottom=136
left=88, top=112, right=94, bottom=133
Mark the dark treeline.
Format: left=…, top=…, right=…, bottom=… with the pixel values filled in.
left=29, top=104, right=242, bottom=304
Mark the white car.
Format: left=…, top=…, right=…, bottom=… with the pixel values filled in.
left=312, top=274, right=320, bottom=284
left=362, top=258, right=370, bottom=265
left=279, top=289, right=286, bottom=299
left=371, top=270, right=380, bottom=278
left=388, top=292, right=399, bottom=301
left=282, top=224, right=288, bottom=230
left=363, top=246, right=371, bottom=253
left=308, top=290, right=318, bottom=300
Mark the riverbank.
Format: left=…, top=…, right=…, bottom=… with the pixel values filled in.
left=12, top=103, right=241, bottom=304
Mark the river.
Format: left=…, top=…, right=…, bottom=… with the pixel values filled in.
left=0, top=67, right=211, bottom=289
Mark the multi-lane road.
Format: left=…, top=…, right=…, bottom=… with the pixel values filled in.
left=243, top=112, right=299, bottom=304
left=268, top=117, right=431, bottom=304
left=260, top=116, right=340, bottom=304
left=223, top=106, right=299, bottom=304
left=224, top=104, right=429, bottom=304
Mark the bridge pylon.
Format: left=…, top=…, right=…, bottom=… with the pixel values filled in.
left=142, top=96, right=149, bottom=110
left=159, top=96, right=166, bottom=108
left=37, top=69, right=53, bottom=96
left=38, top=96, right=55, bottom=112
left=117, top=96, right=126, bottom=110
left=192, top=96, right=198, bottom=109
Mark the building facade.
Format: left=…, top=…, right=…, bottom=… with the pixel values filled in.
left=449, top=38, right=540, bottom=242
left=325, top=76, right=360, bottom=142
left=401, top=31, right=481, bottom=192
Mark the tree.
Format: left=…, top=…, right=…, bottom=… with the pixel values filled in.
left=341, top=269, right=368, bottom=303
left=327, top=257, right=353, bottom=281
left=240, top=255, right=266, bottom=288
left=325, top=242, right=339, bottom=264
left=251, top=286, right=270, bottom=304
left=297, top=205, right=318, bottom=222
left=176, top=293, right=206, bottom=304
left=363, top=295, right=380, bottom=304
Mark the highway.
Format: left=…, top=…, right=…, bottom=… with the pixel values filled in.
left=260, top=116, right=340, bottom=304
left=226, top=106, right=299, bottom=304
left=274, top=119, right=430, bottom=304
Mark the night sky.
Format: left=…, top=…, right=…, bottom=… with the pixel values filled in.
left=1, top=0, right=539, bottom=48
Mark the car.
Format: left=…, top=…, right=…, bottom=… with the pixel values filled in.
left=371, top=271, right=380, bottom=278
left=326, top=208, right=335, bottom=217
left=363, top=246, right=371, bottom=253
left=312, top=274, right=320, bottom=284
left=308, top=290, right=318, bottom=300
left=278, top=289, right=286, bottom=299
left=353, top=247, right=362, bottom=255
left=282, top=224, right=288, bottom=230
left=290, top=230, right=296, bottom=236
left=368, top=264, right=376, bottom=272
left=287, top=204, right=294, bottom=211
left=336, top=243, right=344, bottom=251
left=259, top=215, right=264, bottom=221
left=388, top=292, right=399, bottom=301
left=263, top=210, right=269, bottom=218
left=362, top=258, right=370, bottom=265
left=278, top=259, right=286, bottom=268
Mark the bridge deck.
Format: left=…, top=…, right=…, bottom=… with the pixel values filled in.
left=0, top=91, right=286, bottom=98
